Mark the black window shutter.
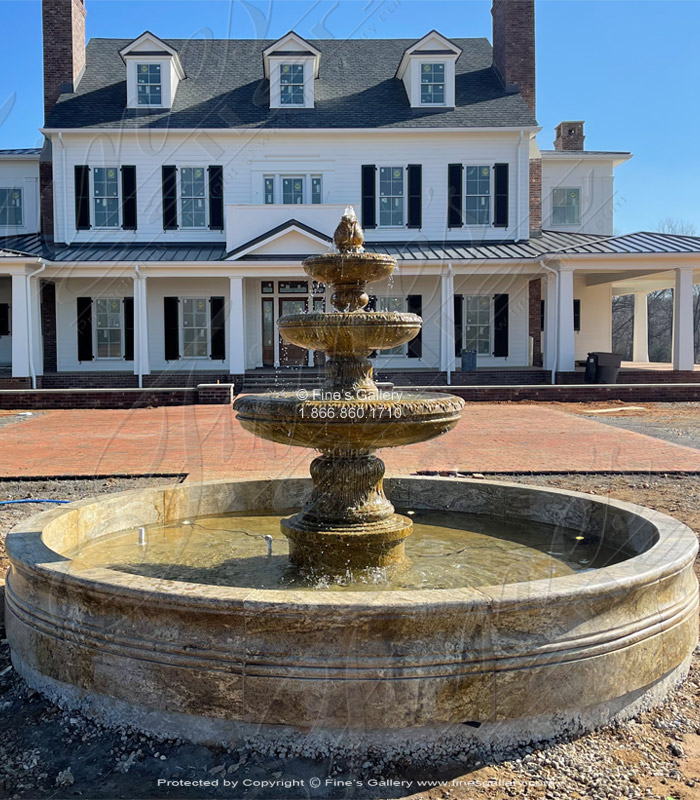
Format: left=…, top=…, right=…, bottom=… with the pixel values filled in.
left=208, top=166, right=224, bottom=231
left=121, top=166, right=137, bottom=230
left=407, top=164, right=422, bottom=229
left=493, top=163, right=509, bottom=228
left=210, top=296, right=226, bottom=360
left=0, top=304, right=9, bottom=336
left=76, top=297, right=93, bottom=361
left=361, top=165, right=376, bottom=229
left=162, top=166, right=178, bottom=230
left=123, top=297, right=134, bottom=361
left=454, top=294, right=463, bottom=357
left=574, top=299, right=581, bottom=332
left=407, top=295, right=422, bottom=358
left=447, top=164, right=463, bottom=228
left=74, top=165, right=91, bottom=230
left=493, top=293, right=509, bottom=357
left=163, top=297, right=180, bottom=360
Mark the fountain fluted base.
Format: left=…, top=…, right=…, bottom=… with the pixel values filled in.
left=281, top=452, right=412, bottom=574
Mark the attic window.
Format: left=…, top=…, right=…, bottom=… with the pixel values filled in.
left=421, top=63, right=445, bottom=104
left=280, top=64, right=304, bottom=105
left=137, top=64, right=162, bottom=105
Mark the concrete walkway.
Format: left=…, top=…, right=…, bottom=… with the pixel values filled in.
left=0, top=404, right=699, bottom=480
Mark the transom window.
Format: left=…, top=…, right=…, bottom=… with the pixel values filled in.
left=94, top=298, right=123, bottom=359
left=137, top=63, right=162, bottom=106
left=181, top=167, right=207, bottom=228
left=0, top=188, right=22, bottom=226
left=378, top=167, right=405, bottom=227
left=552, top=187, right=581, bottom=225
left=181, top=298, right=209, bottom=358
left=420, top=63, right=445, bottom=104
left=464, top=296, right=491, bottom=355
left=465, top=166, right=491, bottom=225
left=280, top=64, right=304, bottom=105
left=263, top=175, right=322, bottom=205
left=93, top=168, right=120, bottom=228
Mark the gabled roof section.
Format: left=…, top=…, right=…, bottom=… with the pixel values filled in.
left=263, top=31, right=322, bottom=79
left=44, top=37, right=536, bottom=131
left=119, top=31, right=185, bottom=79
left=396, top=31, right=463, bottom=79
left=227, top=219, right=332, bottom=260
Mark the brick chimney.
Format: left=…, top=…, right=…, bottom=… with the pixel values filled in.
left=41, top=0, right=86, bottom=239
left=554, top=121, right=585, bottom=151
left=42, top=0, right=86, bottom=121
left=491, top=0, right=536, bottom=116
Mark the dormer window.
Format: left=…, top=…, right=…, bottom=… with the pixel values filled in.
left=280, top=64, right=304, bottom=105
left=421, top=63, right=446, bottom=105
left=137, top=64, right=162, bottom=105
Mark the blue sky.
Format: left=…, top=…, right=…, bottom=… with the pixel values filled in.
left=0, top=0, right=698, bottom=234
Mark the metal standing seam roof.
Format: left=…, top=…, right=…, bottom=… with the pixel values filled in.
left=0, top=148, right=41, bottom=156
left=552, top=231, right=700, bottom=256
left=45, top=37, right=537, bottom=131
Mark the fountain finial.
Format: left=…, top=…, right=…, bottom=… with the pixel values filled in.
left=334, top=206, right=365, bottom=253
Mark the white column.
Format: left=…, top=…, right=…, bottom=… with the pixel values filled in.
left=673, top=267, right=695, bottom=371
left=229, top=277, right=246, bottom=374
left=557, top=268, right=576, bottom=372
left=632, top=292, right=649, bottom=363
left=29, top=277, right=43, bottom=378
left=543, top=272, right=558, bottom=373
left=133, top=274, right=150, bottom=383
left=440, top=272, right=455, bottom=372
left=11, top=273, right=30, bottom=378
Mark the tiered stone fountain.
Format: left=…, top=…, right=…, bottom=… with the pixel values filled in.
left=4, top=210, right=698, bottom=762
left=233, top=207, right=464, bottom=576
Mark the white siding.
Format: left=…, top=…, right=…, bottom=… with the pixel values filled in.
left=573, top=276, right=612, bottom=360
left=51, top=130, right=531, bottom=246
left=0, top=157, right=40, bottom=236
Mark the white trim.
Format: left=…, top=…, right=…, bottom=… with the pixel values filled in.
left=42, top=126, right=542, bottom=136
left=227, top=223, right=332, bottom=260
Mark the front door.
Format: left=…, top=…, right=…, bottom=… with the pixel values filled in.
left=279, top=297, right=308, bottom=366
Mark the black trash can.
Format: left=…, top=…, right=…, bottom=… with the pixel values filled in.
left=587, top=352, right=622, bottom=385
left=461, top=349, right=477, bottom=372
left=584, top=353, right=597, bottom=383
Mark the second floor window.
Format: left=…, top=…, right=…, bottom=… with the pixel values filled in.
left=280, top=64, right=304, bottom=105
left=181, top=167, right=207, bottom=228
left=553, top=187, right=581, bottom=225
left=93, top=168, right=120, bottom=228
left=421, top=63, right=445, bottom=104
left=378, top=167, right=404, bottom=227
left=263, top=175, right=322, bottom=204
left=465, top=166, right=491, bottom=225
left=0, top=188, right=22, bottom=226
left=94, top=298, right=123, bottom=359
left=137, top=64, right=162, bottom=105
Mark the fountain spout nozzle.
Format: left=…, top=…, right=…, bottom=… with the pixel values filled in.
left=264, top=534, right=273, bottom=557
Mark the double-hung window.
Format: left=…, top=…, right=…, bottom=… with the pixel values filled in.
left=0, top=188, right=23, bottom=226
left=377, top=297, right=407, bottom=354
left=552, top=187, right=581, bottom=225
left=465, top=166, right=491, bottom=225
left=181, top=298, right=209, bottom=358
left=94, top=298, right=123, bottom=359
left=420, top=63, right=445, bottom=105
left=137, top=63, right=162, bottom=106
left=464, top=296, right=491, bottom=356
left=93, top=168, right=120, bottom=228
left=263, top=174, right=322, bottom=205
left=280, top=64, right=304, bottom=105
left=180, top=167, right=207, bottom=228
left=378, top=167, right=405, bottom=227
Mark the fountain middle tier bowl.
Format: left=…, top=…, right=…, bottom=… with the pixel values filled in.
left=302, top=250, right=397, bottom=285
left=278, top=311, right=421, bottom=355
left=234, top=390, right=465, bottom=451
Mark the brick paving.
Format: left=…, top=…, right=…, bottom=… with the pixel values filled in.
left=0, top=403, right=698, bottom=480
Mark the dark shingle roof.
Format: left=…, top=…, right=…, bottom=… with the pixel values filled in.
left=45, top=37, right=537, bottom=130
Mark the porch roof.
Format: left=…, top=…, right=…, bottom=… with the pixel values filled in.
left=554, top=231, right=700, bottom=256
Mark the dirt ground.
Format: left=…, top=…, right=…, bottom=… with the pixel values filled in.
left=1, top=403, right=700, bottom=800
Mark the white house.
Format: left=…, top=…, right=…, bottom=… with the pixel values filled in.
left=0, top=0, right=697, bottom=389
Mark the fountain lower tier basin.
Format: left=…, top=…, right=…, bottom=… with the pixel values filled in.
left=5, top=477, right=698, bottom=758
left=233, top=391, right=465, bottom=450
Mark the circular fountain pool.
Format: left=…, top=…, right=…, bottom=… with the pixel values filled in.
left=5, top=476, right=698, bottom=759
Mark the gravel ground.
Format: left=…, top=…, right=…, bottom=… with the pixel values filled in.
left=1, top=472, right=699, bottom=800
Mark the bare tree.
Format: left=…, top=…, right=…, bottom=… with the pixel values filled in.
left=656, top=218, right=698, bottom=236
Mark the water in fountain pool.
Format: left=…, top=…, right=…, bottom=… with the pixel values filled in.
left=64, top=510, right=632, bottom=591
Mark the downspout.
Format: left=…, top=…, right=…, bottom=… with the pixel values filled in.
left=516, top=130, right=523, bottom=241
left=539, top=258, right=559, bottom=385
left=26, top=261, right=47, bottom=389
left=134, top=264, right=143, bottom=388
left=58, top=133, right=69, bottom=245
